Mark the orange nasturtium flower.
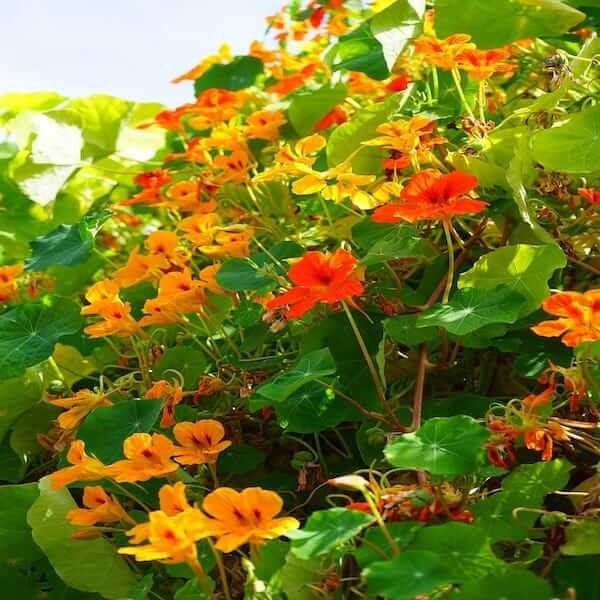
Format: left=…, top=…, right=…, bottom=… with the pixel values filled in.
left=81, top=279, right=121, bottom=316
left=246, top=109, right=287, bottom=141
left=578, top=187, right=600, bottom=205
left=49, top=440, right=108, bottom=490
left=372, top=170, right=487, bottom=223
left=201, top=487, right=300, bottom=552
left=146, top=380, right=184, bottom=428
left=531, top=290, right=600, bottom=347
left=122, top=169, right=172, bottom=206
left=457, top=48, right=515, bottom=80
left=113, top=250, right=169, bottom=288
left=83, top=301, right=139, bottom=339
left=267, top=249, right=364, bottom=318
left=172, top=420, right=232, bottom=465
left=106, top=433, right=180, bottom=483
left=67, top=486, right=132, bottom=526
left=50, top=389, right=113, bottom=432
left=0, top=264, right=23, bottom=302
left=414, top=34, right=476, bottom=70
left=145, top=231, right=188, bottom=269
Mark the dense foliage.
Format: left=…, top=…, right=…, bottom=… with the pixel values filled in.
left=1, top=0, right=600, bottom=598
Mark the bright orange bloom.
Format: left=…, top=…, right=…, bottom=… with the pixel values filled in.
left=267, top=249, right=364, bottom=318
left=172, top=44, right=233, bottom=83
left=122, top=170, right=172, bottom=206
left=372, top=170, right=487, bottom=223
left=84, top=301, right=139, bottom=338
left=386, top=74, right=410, bottom=92
left=213, top=150, right=252, bottom=184
left=145, top=231, right=188, bottom=268
left=523, top=421, right=569, bottom=462
left=200, top=228, right=253, bottom=258
left=158, top=482, right=193, bottom=516
left=67, top=486, right=131, bottom=526
left=0, top=264, right=23, bottom=302
left=178, top=213, right=221, bottom=246
left=49, top=440, right=108, bottom=490
left=50, top=389, right=113, bottom=432
left=578, top=187, right=600, bottom=205
left=198, top=264, right=223, bottom=295
left=457, top=48, right=515, bottom=80
left=315, top=105, right=347, bottom=131
left=172, top=420, right=231, bottom=465
left=187, top=89, right=246, bottom=130
left=113, top=250, right=169, bottom=287
left=146, top=380, right=184, bottom=428
left=106, top=433, right=180, bottom=483
left=246, top=110, right=287, bottom=141
left=201, top=487, right=299, bottom=552
left=414, top=34, right=476, bottom=70
left=156, top=268, right=206, bottom=310
left=267, top=63, right=319, bottom=96
left=81, top=280, right=121, bottom=316
left=531, top=290, right=600, bottom=347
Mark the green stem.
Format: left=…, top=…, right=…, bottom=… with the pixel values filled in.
left=364, top=492, right=400, bottom=556
left=441, top=220, right=455, bottom=304
left=451, top=67, right=475, bottom=120
left=478, top=80, right=487, bottom=123
left=208, top=541, right=233, bottom=600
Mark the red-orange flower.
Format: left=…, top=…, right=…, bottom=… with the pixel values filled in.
left=457, top=48, right=515, bottom=80
left=531, top=290, right=600, bottom=347
left=146, top=380, right=184, bottom=428
left=267, top=249, right=364, bottom=318
left=315, top=106, right=348, bottom=131
left=414, top=34, right=475, bottom=70
left=372, top=170, right=487, bottom=223
left=578, top=187, right=600, bottom=205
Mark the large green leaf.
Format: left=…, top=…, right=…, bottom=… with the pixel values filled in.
left=385, top=416, right=489, bottom=477
left=553, top=557, right=600, bottom=600
left=435, top=0, right=585, bottom=48
left=287, top=84, right=347, bottom=137
left=0, top=483, right=41, bottom=565
left=0, top=369, right=44, bottom=443
left=256, top=349, right=336, bottom=403
left=290, top=507, right=374, bottom=559
left=384, top=314, right=437, bottom=346
left=417, top=286, right=529, bottom=335
left=531, top=104, right=600, bottom=174
left=458, top=244, right=566, bottom=315
left=154, top=346, right=207, bottom=389
left=78, top=399, right=163, bottom=463
left=10, top=402, right=61, bottom=464
left=194, top=56, right=263, bottom=94
left=410, top=522, right=504, bottom=583
left=27, top=478, right=137, bottom=599
left=25, top=209, right=110, bottom=271
left=561, top=521, right=600, bottom=556
left=0, top=296, right=83, bottom=381
left=457, top=569, right=553, bottom=600
left=472, top=459, right=572, bottom=542
left=365, top=550, right=452, bottom=599
left=355, top=521, right=424, bottom=567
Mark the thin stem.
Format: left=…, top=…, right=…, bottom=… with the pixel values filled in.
left=478, top=80, right=487, bottom=122
left=342, top=303, right=400, bottom=428
left=208, top=463, right=220, bottom=488
left=451, top=67, right=475, bottom=120
left=411, top=344, right=428, bottom=431
left=441, top=220, right=455, bottom=304
left=46, top=356, right=64, bottom=382
left=112, top=482, right=152, bottom=512
left=364, top=492, right=400, bottom=556
left=208, top=541, right=232, bottom=600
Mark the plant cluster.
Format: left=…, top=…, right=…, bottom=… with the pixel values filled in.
left=0, top=0, right=600, bottom=598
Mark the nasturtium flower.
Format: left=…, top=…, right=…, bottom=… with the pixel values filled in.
left=122, top=169, right=172, bottom=206
left=0, top=264, right=23, bottom=302
left=84, top=301, right=139, bottom=339
left=267, top=248, right=364, bottom=318
left=50, top=389, right=113, bottom=432
left=146, top=380, right=184, bottom=428
left=49, top=440, right=108, bottom=490
left=201, top=487, right=299, bottom=552
left=172, top=420, right=232, bottom=465
left=578, top=187, right=600, bottom=205
left=145, top=231, right=188, bottom=268
left=314, top=105, right=347, bottom=130
left=372, top=170, right=487, bottom=223
left=414, top=34, right=476, bottom=70
left=246, top=109, right=287, bottom=141
left=171, top=43, right=233, bottom=83
left=67, top=486, right=131, bottom=526
left=81, top=279, right=121, bottom=316
left=113, top=250, right=169, bottom=288
left=457, top=48, right=515, bottom=80
left=106, top=433, right=179, bottom=483
left=266, top=63, right=319, bottom=96
left=178, top=213, right=221, bottom=247
left=158, top=482, right=193, bottom=516
left=531, top=290, right=600, bottom=347
left=198, top=264, right=223, bottom=294
left=213, top=150, right=253, bottom=185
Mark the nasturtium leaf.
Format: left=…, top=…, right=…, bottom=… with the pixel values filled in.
left=435, top=0, right=585, bottom=48
left=327, top=94, right=401, bottom=173
left=194, top=56, right=263, bottom=94
left=0, top=296, right=83, bottom=381
left=531, top=103, right=600, bottom=174
left=154, top=346, right=207, bottom=389
left=290, top=507, right=375, bottom=559
left=25, top=209, right=110, bottom=271
left=384, top=314, right=437, bottom=346
left=352, top=219, right=436, bottom=266
left=355, top=521, right=424, bottom=568
left=27, top=478, right=137, bottom=599
left=410, top=522, right=504, bottom=583
left=417, top=286, right=529, bottom=335
left=0, top=140, right=18, bottom=160
left=0, top=368, right=43, bottom=443
left=365, top=550, right=452, bottom=600
left=256, top=348, right=336, bottom=403
left=458, top=244, right=566, bottom=315
left=216, top=241, right=303, bottom=291
left=553, top=557, right=600, bottom=600
left=10, top=402, right=61, bottom=463
left=287, top=84, right=347, bottom=137
left=384, top=416, right=489, bottom=477
left=218, top=444, right=266, bottom=475
left=561, top=521, right=600, bottom=556
left=0, top=483, right=41, bottom=565
left=174, top=577, right=215, bottom=599
left=278, top=553, right=331, bottom=600
left=0, top=437, right=26, bottom=482
left=472, top=459, right=572, bottom=542
left=0, top=91, right=66, bottom=115
left=252, top=539, right=290, bottom=582
left=457, top=569, right=553, bottom=600
left=78, top=399, right=163, bottom=463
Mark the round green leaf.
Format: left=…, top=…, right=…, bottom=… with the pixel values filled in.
left=194, top=56, right=263, bottom=94
left=154, top=346, right=207, bottom=389
left=457, top=569, right=553, bottom=600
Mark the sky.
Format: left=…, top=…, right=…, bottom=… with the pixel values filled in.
left=1, top=0, right=284, bottom=107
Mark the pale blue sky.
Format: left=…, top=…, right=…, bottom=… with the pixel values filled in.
left=2, top=0, right=283, bottom=106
